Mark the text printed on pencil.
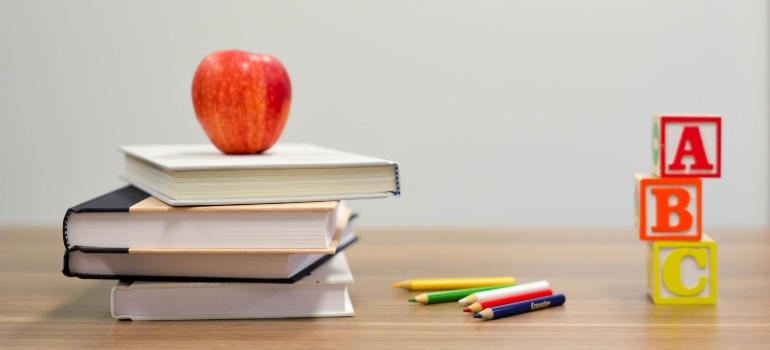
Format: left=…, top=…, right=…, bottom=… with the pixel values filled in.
left=531, top=300, right=551, bottom=310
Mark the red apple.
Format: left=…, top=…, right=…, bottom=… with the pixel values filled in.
left=192, top=50, right=291, bottom=154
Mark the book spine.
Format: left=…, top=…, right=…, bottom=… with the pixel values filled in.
left=61, top=249, right=72, bottom=277
left=394, top=163, right=401, bottom=196
left=62, top=186, right=151, bottom=249
left=62, top=208, right=73, bottom=250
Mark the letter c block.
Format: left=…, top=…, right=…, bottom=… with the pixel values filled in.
left=647, top=235, right=717, bottom=305
left=634, top=173, right=702, bottom=241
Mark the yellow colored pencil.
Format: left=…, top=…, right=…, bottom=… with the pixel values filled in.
left=391, top=277, right=515, bottom=291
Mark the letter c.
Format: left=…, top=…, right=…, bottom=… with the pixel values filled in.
left=662, top=248, right=708, bottom=296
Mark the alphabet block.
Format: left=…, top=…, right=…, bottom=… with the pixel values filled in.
left=647, top=235, right=717, bottom=304
left=651, top=115, right=721, bottom=178
left=635, top=173, right=701, bottom=241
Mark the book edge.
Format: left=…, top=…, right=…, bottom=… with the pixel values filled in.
left=123, top=175, right=396, bottom=206
left=113, top=289, right=354, bottom=320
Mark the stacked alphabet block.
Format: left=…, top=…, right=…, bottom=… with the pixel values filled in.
left=634, top=115, right=721, bottom=305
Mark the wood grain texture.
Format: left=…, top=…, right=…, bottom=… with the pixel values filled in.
left=1, top=226, right=769, bottom=349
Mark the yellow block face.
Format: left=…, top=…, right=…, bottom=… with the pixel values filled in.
left=647, top=234, right=717, bottom=304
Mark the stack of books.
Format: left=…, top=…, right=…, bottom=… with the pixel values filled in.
left=61, top=143, right=400, bottom=320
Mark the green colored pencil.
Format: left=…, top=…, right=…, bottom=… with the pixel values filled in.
left=408, top=284, right=516, bottom=304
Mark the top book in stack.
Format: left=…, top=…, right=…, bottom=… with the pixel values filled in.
left=120, top=143, right=401, bottom=206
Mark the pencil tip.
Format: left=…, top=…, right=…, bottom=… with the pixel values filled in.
left=392, top=281, right=409, bottom=289
left=463, top=307, right=471, bottom=313
left=473, top=314, right=482, bottom=319
left=458, top=298, right=466, bottom=304
left=408, top=298, right=416, bottom=302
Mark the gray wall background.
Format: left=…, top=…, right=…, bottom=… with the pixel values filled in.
left=1, top=0, right=768, bottom=227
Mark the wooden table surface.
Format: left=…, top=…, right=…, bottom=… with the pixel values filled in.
left=1, top=226, right=769, bottom=349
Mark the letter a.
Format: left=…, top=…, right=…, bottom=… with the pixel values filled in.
left=651, top=188, right=692, bottom=232
left=669, top=126, right=714, bottom=171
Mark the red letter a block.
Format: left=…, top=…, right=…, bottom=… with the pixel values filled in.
left=651, top=115, right=721, bottom=178
left=635, top=174, right=701, bottom=241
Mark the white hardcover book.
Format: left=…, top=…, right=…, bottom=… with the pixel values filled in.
left=111, top=252, right=355, bottom=320
left=120, top=143, right=400, bottom=206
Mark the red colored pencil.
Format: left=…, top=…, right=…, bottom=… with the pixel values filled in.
left=463, top=288, right=553, bottom=314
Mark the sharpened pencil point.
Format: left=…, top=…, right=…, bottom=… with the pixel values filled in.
left=474, top=313, right=482, bottom=319
left=408, top=298, right=416, bottom=302
left=463, top=307, right=471, bottom=313
left=392, top=281, right=410, bottom=289
left=458, top=298, right=467, bottom=304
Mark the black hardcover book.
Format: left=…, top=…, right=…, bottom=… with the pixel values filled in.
left=62, top=186, right=357, bottom=283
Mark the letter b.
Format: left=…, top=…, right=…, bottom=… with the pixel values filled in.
left=650, top=187, right=692, bottom=232
left=634, top=174, right=701, bottom=241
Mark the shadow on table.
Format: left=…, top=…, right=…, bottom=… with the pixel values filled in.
left=2, top=282, right=113, bottom=347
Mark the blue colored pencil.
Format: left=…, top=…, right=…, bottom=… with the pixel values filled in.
left=474, top=294, right=566, bottom=320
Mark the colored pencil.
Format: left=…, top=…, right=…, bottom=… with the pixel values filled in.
left=392, top=277, right=515, bottom=291
left=409, top=284, right=516, bottom=304
left=459, top=280, right=549, bottom=304
left=474, top=294, right=566, bottom=320
left=463, top=288, right=553, bottom=313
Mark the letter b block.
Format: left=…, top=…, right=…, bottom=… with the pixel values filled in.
left=635, top=174, right=701, bottom=241
left=651, top=115, right=721, bottom=178
left=647, top=235, right=717, bottom=304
